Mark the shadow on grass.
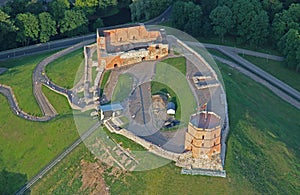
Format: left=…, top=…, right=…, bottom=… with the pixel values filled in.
left=0, top=169, right=29, bottom=195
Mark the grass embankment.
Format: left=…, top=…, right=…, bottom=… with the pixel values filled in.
left=33, top=59, right=300, bottom=194
left=46, top=49, right=84, bottom=89
left=0, top=52, right=56, bottom=116
left=0, top=92, right=79, bottom=194
left=240, top=54, right=300, bottom=91
left=160, top=57, right=186, bottom=75
left=197, top=36, right=281, bottom=56
left=111, top=73, right=133, bottom=102
left=207, top=48, right=233, bottom=61
left=0, top=51, right=86, bottom=194
left=31, top=144, right=95, bottom=194
left=100, top=70, right=111, bottom=96
left=92, top=67, right=97, bottom=83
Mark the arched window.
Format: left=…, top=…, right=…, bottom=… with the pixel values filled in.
left=202, top=143, right=204, bottom=147
left=202, top=135, right=204, bottom=140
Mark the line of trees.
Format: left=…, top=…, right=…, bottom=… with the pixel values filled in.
left=170, top=0, right=300, bottom=72
left=0, top=0, right=131, bottom=51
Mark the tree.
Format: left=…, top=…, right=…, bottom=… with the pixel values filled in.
left=2, top=0, right=28, bottom=18
left=48, top=0, right=70, bottom=21
left=171, top=1, right=185, bottom=30
left=38, top=12, right=57, bottom=43
left=92, top=18, right=104, bottom=31
left=248, top=9, right=269, bottom=46
left=210, top=6, right=234, bottom=42
left=183, top=2, right=203, bottom=37
left=15, top=13, right=39, bottom=45
left=130, top=0, right=171, bottom=22
left=59, top=10, right=88, bottom=36
left=278, top=29, right=300, bottom=71
left=0, top=10, right=17, bottom=50
left=98, top=0, right=117, bottom=8
left=25, top=0, right=44, bottom=15
left=272, top=3, right=300, bottom=42
left=229, top=0, right=269, bottom=46
left=74, top=0, right=98, bottom=16
left=171, top=1, right=202, bottom=34
left=261, top=0, right=283, bottom=21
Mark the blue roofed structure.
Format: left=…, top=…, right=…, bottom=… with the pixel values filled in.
left=99, top=103, right=123, bottom=112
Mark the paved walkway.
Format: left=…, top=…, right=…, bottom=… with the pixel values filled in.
left=213, top=56, right=300, bottom=110
left=186, top=41, right=300, bottom=109
left=0, top=40, right=94, bottom=122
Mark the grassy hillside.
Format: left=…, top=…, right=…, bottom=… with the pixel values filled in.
left=31, top=60, right=300, bottom=194
left=0, top=52, right=80, bottom=194
left=0, top=52, right=56, bottom=116
left=240, top=54, right=300, bottom=92
left=46, top=49, right=84, bottom=89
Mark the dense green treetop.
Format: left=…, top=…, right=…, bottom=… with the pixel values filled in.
left=209, top=6, right=234, bottom=42
left=130, top=0, right=172, bottom=22
left=272, top=3, right=300, bottom=41
left=278, top=29, right=300, bottom=71
left=59, top=10, right=88, bottom=36
left=15, top=13, right=39, bottom=45
left=38, top=12, right=57, bottom=43
left=49, top=0, right=70, bottom=21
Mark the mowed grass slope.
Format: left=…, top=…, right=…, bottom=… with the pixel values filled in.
left=0, top=94, right=79, bottom=194
left=240, top=54, right=300, bottom=91
left=46, top=49, right=84, bottom=89
left=34, top=60, right=300, bottom=194
left=111, top=73, right=133, bottom=102
left=0, top=51, right=83, bottom=194
left=0, top=51, right=56, bottom=116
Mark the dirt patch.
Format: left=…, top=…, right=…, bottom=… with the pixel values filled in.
left=80, top=160, right=110, bottom=195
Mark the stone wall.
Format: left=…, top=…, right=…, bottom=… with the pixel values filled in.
left=173, top=36, right=230, bottom=167
left=104, top=120, right=181, bottom=162
left=181, top=168, right=226, bottom=177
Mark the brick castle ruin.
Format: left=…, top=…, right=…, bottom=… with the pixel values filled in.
left=95, top=24, right=227, bottom=177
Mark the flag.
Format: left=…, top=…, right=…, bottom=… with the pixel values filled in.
left=200, top=103, right=207, bottom=111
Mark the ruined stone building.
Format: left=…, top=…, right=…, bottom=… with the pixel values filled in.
left=185, top=112, right=221, bottom=158
left=96, top=25, right=169, bottom=70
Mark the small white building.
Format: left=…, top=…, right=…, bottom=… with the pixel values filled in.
left=167, top=102, right=176, bottom=115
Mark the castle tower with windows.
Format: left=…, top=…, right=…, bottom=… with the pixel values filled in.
left=185, top=112, right=221, bottom=158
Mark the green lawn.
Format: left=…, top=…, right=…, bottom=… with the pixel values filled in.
left=0, top=51, right=85, bottom=194
left=30, top=143, right=95, bottom=195
left=207, top=48, right=233, bottom=61
left=92, top=67, right=97, bottom=83
left=32, top=59, right=300, bottom=194
left=161, top=57, right=186, bottom=75
left=100, top=70, right=111, bottom=96
left=0, top=94, right=79, bottom=194
left=1, top=45, right=299, bottom=194
left=111, top=73, right=133, bottom=102
left=46, top=49, right=84, bottom=89
left=0, top=51, right=57, bottom=116
left=240, top=54, right=300, bottom=92
left=42, top=85, right=72, bottom=115
left=155, top=60, right=196, bottom=123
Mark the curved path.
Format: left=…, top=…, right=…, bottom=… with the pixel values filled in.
left=186, top=41, right=300, bottom=109
left=0, top=40, right=94, bottom=122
